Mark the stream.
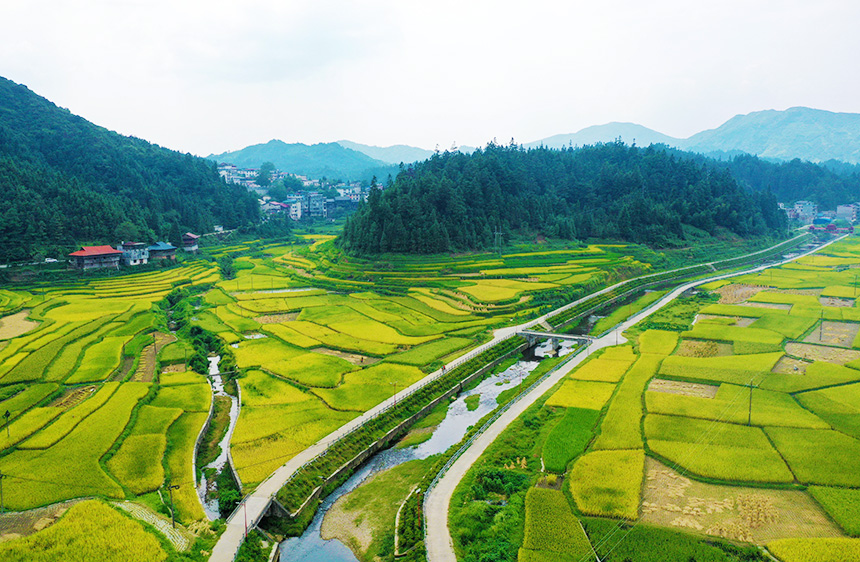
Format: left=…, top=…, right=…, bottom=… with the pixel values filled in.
left=196, top=355, right=241, bottom=520
left=278, top=356, right=543, bottom=562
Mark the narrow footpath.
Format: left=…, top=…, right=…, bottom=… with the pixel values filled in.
left=423, top=235, right=844, bottom=562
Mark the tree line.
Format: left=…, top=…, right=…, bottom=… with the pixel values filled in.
left=339, top=142, right=788, bottom=255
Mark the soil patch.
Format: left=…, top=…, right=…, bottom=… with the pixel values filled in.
left=715, top=285, right=765, bottom=304
left=735, top=317, right=756, bottom=327
left=676, top=340, right=733, bottom=358
left=49, top=385, right=97, bottom=408
left=785, top=342, right=860, bottom=364
left=114, top=356, right=134, bottom=381
left=0, top=310, right=38, bottom=340
left=0, top=498, right=85, bottom=541
left=255, top=313, right=298, bottom=324
left=820, top=296, right=855, bottom=308
left=648, top=379, right=719, bottom=398
left=321, top=495, right=374, bottom=555
left=744, top=302, right=792, bottom=311
left=133, top=333, right=176, bottom=382
left=641, top=458, right=842, bottom=544
left=772, top=356, right=810, bottom=375
left=162, top=363, right=187, bottom=373
left=804, top=321, right=860, bottom=348
left=311, top=347, right=379, bottom=366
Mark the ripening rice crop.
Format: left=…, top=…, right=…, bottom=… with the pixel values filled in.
left=0, top=500, right=167, bottom=562
left=20, top=383, right=119, bottom=449
left=545, top=379, right=616, bottom=410
left=750, top=313, right=817, bottom=339
left=809, top=486, right=860, bottom=537
left=644, top=414, right=793, bottom=483
left=592, top=354, right=662, bottom=450
left=164, top=412, right=207, bottom=521
left=149, top=383, right=211, bottom=413
left=131, top=405, right=183, bottom=435
left=261, top=323, right=321, bottom=348
left=519, top=487, right=593, bottom=560
left=215, top=304, right=261, bottom=332
left=638, top=330, right=679, bottom=355
left=796, top=382, right=860, bottom=439
left=288, top=320, right=397, bottom=356
left=0, top=383, right=58, bottom=417
left=569, top=449, right=644, bottom=519
left=765, top=427, right=860, bottom=487
left=767, top=538, right=860, bottom=562
left=568, top=355, right=633, bottom=383
left=762, top=361, right=860, bottom=393
left=386, top=337, right=472, bottom=366
left=659, top=352, right=782, bottom=386
left=542, top=407, right=598, bottom=473
left=65, top=336, right=131, bottom=383
left=0, top=407, right=65, bottom=449
left=681, top=324, right=784, bottom=346
left=159, top=371, right=207, bottom=385
left=234, top=337, right=356, bottom=387
left=313, top=362, right=426, bottom=411
left=0, top=383, right=149, bottom=509
left=106, top=434, right=167, bottom=494
left=698, top=303, right=775, bottom=318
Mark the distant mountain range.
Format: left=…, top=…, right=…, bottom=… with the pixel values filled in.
left=526, top=107, right=860, bottom=164
left=214, top=107, right=860, bottom=181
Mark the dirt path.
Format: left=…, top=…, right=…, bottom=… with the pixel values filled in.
left=424, top=235, right=844, bottom=562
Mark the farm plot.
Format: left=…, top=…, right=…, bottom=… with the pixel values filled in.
left=569, top=449, right=644, bottom=519
left=761, top=361, right=860, bottom=393
left=592, top=354, right=663, bottom=450
left=796, top=382, right=860, bottom=439
left=644, top=414, right=793, bottom=483
left=312, top=362, right=425, bottom=411
left=765, top=427, right=860, bottom=487
left=659, top=352, right=783, bottom=386
left=0, top=310, right=38, bottom=340
left=20, top=383, right=119, bottom=449
left=0, top=382, right=149, bottom=510
left=804, top=320, right=860, bottom=347
left=641, top=458, right=841, bottom=544
left=545, top=379, right=616, bottom=410
left=0, top=500, right=167, bottom=562
left=638, top=330, right=679, bottom=355
left=785, top=342, right=860, bottom=364
left=65, top=336, right=131, bottom=383
left=385, top=337, right=472, bottom=367
left=542, top=407, right=599, bottom=473
left=768, top=538, right=860, bottom=562
left=234, top=337, right=356, bottom=387
left=568, top=347, right=636, bottom=383
left=519, top=487, right=593, bottom=561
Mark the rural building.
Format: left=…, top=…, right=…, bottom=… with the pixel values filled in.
left=117, top=241, right=149, bottom=266
left=68, top=245, right=123, bottom=270
left=794, top=200, right=817, bottom=223
left=303, top=193, right=327, bottom=218
left=289, top=201, right=302, bottom=220
left=182, top=232, right=200, bottom=253
left=148, top=241, right=177, bottom=261
left=837, top=203, right=860, bottom=223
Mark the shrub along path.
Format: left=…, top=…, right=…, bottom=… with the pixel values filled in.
left=424, top=235, right=845, bottom=562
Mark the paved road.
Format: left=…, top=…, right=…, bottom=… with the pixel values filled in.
left=424, top=235, right=844, bottom=562
left=208, top=234, right=817, bottom=561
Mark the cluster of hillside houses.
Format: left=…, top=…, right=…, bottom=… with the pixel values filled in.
left=217, top=163, right=369, bottom=221
left=67, top=233, right=199, bottom=270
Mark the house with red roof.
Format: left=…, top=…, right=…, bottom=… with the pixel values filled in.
left=182, top=232, right=200, bottom=253
left=68, top=245, right=123, bottom=270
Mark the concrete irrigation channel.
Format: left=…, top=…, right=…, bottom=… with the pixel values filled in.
left=423, top=235, right=845, bottom=562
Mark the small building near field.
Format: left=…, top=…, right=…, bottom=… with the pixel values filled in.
left=117, top=241, right=149, bottom=266
left=68, top=245, right=123, bottom=270
left=148, top=241, right=177, bottom=261
left=182, top=232, right=200, bottom=253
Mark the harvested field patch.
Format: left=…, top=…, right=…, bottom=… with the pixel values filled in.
left=0, top=499, right=84, bottom=541
left=785, top=342, right=860, bottom=364
left=0, top=311, right=38, bottom=340
left=648, top=379, right=719, bottom=398
left=821, top=296, right=854, bottom=307
left=311, top=347, right=379, bottom=366
left=805, top=321, right=859, bottom=347
left=676, top=340, right=732, bottom=358
left=772, top=356, right=810, bottom=375
left=642, top=458, right=842, bottom=544
left=48, top=385, right=97, bottom=409
left=715, top=284, right=765, bottom=304
left=744, top=302, right=792, bottom=311
left=255, top=312, right=298, bottom=323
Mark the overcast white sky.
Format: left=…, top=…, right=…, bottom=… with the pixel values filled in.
left=2, top=0, right=858, bottom=156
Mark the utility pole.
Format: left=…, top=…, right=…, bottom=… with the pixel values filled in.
left=746, top=377, right=759, bottom=426
left=0, top=470, right=5, bottom=513
left=819, top=309, right=824, bottom=341
left=3, top=410, right=9, bottom=438
left=389, top=382, right=399, bottom=408
left=167, top=484, right=180, bottom=528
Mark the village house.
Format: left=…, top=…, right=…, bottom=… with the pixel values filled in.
left=68, top=245, right=123, bottom=270
left=148, top=241, right=177, bottom=261
left=182, top=232, right=200, bottom=253
left=117, top=241, right=149, bottom=266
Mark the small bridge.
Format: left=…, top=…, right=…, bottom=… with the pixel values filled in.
left=517, top=330, right=594, bottom=351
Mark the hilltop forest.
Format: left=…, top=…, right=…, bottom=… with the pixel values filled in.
left=0, top=78, right=260, bottom=262
left=339, top=142, right=788, bottom=254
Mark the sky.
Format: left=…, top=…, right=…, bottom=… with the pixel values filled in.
left=2, top=0, right=859, bottom=156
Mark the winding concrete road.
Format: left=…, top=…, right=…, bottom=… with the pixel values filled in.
left=424, top=235, right=843, bottom=562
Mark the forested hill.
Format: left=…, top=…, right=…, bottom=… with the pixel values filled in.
left=338, top=143, right=788, bottom=254
left=0, top=77, right=260, bottom=262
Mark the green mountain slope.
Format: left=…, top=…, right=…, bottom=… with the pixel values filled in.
left=0, top=77, right=260, bottom=262
left=209, top=140, right=389, bottom=180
